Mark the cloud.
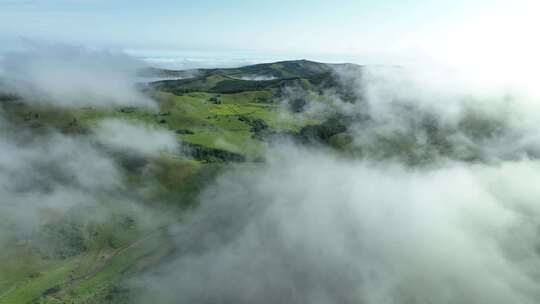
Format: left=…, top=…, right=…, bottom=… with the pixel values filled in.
left=137, top=54, right=263, bottom=70
left=0, top=113, right=174, bottom=265
left=238, top=75, right=277, bottom=81
left=358, top=67, right=540, bottom=163
left=0, top=43, right=179, bottom=255
left=0, top=119, right=120, bottom=237
left=0, top=42, right=155, bottom=108
left=273, top=64, right=540, bottom=165
left=131, top=145, right=540, bottom=304
left=2, top=37, right=540, bottom=304
left=93, top=118, right=180, bottom=157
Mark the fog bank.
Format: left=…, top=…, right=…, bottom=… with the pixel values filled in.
left=133, top=145, right=540, bottom=304
left=0, top=43, right=154, bottom=108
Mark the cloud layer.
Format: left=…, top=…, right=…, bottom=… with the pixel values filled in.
left=0, top=42, right=154, bottom=107
left=133, top=146, right=540, bottom=304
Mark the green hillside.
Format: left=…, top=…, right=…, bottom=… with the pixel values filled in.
left=0, top=58, right=521, bottom=303
left=0, top=60, right=351, bottom=303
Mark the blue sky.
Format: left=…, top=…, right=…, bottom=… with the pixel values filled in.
left=0, top=0, right=537, bottom=67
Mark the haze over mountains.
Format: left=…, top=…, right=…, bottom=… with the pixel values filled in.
left=0, top=32, right=540, bottom=304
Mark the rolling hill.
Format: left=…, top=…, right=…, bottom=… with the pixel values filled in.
left=0, top=60, right=359, bottom=303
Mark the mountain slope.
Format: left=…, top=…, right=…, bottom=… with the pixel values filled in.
left=0, top=59, right=359, bottom=304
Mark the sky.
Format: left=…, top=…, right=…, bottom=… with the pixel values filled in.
left=0, top=0, right=539, bottom=68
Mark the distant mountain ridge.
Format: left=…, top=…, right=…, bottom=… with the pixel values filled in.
left=139, top=59, right=358, bottom=79
left=143, top=59, right=362, bottom=94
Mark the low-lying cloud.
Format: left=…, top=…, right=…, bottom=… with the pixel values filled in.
left=2, top=38, right=540, bottom=304
left=0, top=106, right=176, bottom=275
left=0, top=42, right=154, bottom=107
left=130, top=61, right=540, bottom=303
left=238, top=75, right=277, bottom=81
left=94, top=118, right=180, bottom=156
left=0, top=118, right=122, bottom=255
left=133, top=145, right=540, bottom=304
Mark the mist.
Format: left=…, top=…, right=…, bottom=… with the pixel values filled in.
left=2, top=37, right=540, bottom=304
left=128, top=61, right=540, bottom=304
left=0, top=99, right=178, bottom=271
left=0, top=42, right=154, bottom=108
left=94, top=118, right=180, bottom=156
left=3, top=0, right=540, bottom=302
left=131, top=145, right=540, bottom=304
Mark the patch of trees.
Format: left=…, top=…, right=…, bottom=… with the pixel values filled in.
left=298, top=116, right=348, bottom=144
left=183, top=142, right=246, bottom=163
left=119, top=107, right=136, bottom=114
left=208, top=96, right=221, bottom=104
left=175, top=129, right=195, bottom=135
left=289, top=98, right=307, bottom=113
left=151, top=77, right=207, bottom=95
left=238, top=115, right=268, bottom=133
left=0, top=93, right=19, bottom=102
left=253, top=96, right=269, bottom=103
left=117, top=153, right=149, bottom=173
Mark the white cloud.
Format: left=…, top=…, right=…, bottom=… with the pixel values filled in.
left=133, top=145, right=540, bottom=304
left=93, top=118, right=179, bottom=156
left=0, top=42, right=155, bottom=108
